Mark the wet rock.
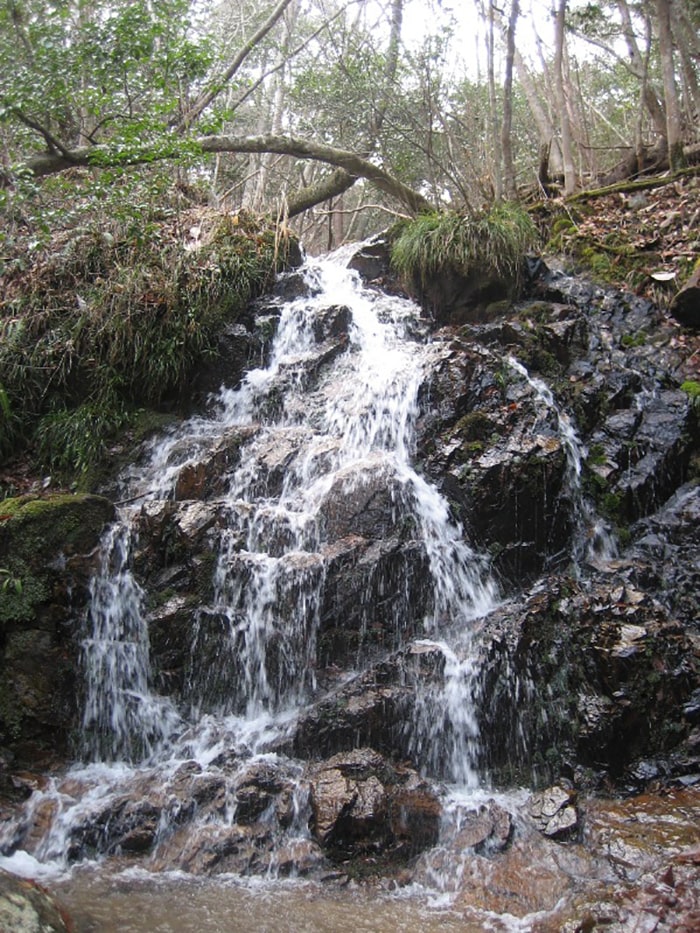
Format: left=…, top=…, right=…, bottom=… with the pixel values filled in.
left=0, top=493, right=114, bottom=765
left=627, top=483, right=700, bottom=627
left=454, top=800, right=513, bottom=853
left=387, top=771, right=443, bottom=856
left=670, top=265, right=700, bottom=329
left=408, top=264, right=519, bottom=326
left=308, top=748, right=441, bottom=861
left=172, top=426, right=257, bottom=500
left=171, top=821, right=276, bottom=875
left=529, top=785, right=579, bottom=839
left=291, top=643, right=443, bottom=760
left=311, top=305, right=352, bottom=342
left=233, top=761, right=293, bottom=824
left=0, top=869, right=72, bottom=932
left=478, top=573, right=698, bottom=789
left=348, top=236, right=393, bottom=283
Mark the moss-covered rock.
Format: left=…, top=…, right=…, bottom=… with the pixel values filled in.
left=0, top=492, right=114, bottom=763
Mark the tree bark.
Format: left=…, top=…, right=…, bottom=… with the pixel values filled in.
left=513, top=47, right=563, bottom=178
left=656, top=0, right=686, bottom=172
left=501, top=0, right=520, bottom=200
left=616, top=0, right=668, bottom=136
left=286, top=168, right=358, bottom=217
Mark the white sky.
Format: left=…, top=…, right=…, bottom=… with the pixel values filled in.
left=400, top=0, right=556, bottom=77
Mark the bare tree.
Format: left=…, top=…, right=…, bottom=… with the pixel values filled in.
left=501, top=0, right=520, bottom=199
left=656, top=0, right=686, bottom=171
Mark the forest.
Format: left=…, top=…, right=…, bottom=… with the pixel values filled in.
left=2, top=0, right=699, bottom=233
left=1, top=5, right=700, bottom=928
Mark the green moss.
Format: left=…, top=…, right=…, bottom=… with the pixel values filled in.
left=0, top=493, right=113, bottom=624
left=453, top=411, right=495, bottom=442
left=519, top=302, right=552, bottom=324
left=0, top=561, right=46, bottom=625
left=621, top=332, right=647, bottom=348
left=680, top=380, right=700, bottom=400
left=586, top=443, right=607, bottom=467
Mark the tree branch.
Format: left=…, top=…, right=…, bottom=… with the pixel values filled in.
left=2, top=133, right=435, bottom=215
left=286, top=167, right=359, bottom=217
left=177, top=0, right=296, bottom=131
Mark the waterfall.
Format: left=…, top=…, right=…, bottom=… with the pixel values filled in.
left=81, top=523, right=182, bottom=761
left=76, top=248, right=498, bottom=783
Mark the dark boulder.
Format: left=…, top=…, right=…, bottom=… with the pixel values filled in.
left=0, top=494, right=114, bottom=766
left=670, top=265, right=700, bottom=329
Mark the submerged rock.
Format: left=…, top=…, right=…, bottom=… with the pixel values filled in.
left=0, top=869, right=72, bottom=933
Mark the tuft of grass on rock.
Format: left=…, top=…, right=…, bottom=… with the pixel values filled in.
left=390, top=203, right=538, bottom=287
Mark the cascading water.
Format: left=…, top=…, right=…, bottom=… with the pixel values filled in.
left=507, top=356, right=617, bottom=567
left=81, top=523, right=183, bottom=761
left=0, top=246, right=501, bottom=882
left=3, top=245, right=695, bottom=932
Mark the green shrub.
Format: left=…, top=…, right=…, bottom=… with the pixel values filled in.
left=0, top=208, right=294, bottom=476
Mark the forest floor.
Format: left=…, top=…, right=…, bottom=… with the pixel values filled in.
left=549, top=169, right=699, bottom=295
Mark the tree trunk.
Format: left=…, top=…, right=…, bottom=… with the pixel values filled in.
left=671, top=1, right=700, bottom=127
left=514, top=47, right=563, bottom=179
left=656, top=0, right=686, bottom=172
left=616, top=0, right=668, bottom=137
left=486, top=1, right=503, bottom=199
left=554, top=0, right=576, bottom=194
left=501, top=0, right=520, bottom=200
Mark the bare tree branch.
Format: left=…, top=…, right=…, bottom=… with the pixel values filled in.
left=178, top=0, right=296, bottom=131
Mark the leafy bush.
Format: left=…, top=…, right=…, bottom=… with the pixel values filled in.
left=390, top=203, right=538, bottom=286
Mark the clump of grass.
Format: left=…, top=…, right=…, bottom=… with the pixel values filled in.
left=390, top=203, right=538, bottom=286
left=0, top=207, right=296, bottom=477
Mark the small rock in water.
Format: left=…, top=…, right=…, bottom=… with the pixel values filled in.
left=454, top=800, right=513, bottom=854
left=528, top=785, right=579, bottom=839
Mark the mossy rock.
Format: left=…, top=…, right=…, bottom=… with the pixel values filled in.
left=0, top=493, right=114, bottom=762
